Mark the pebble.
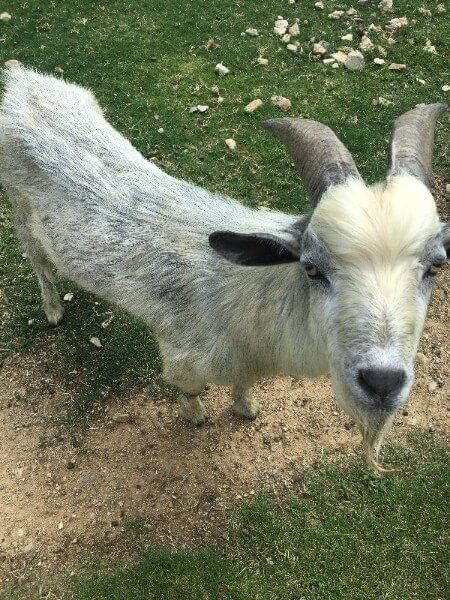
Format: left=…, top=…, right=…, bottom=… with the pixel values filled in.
left=417, top=7, right=432, bottom=17
left=28, top=319, right=34, bottom=326
left=211, top=85, right=220, bottom=95
left=215, top=63, right=229, bottom=76
left=328, top=11, right=344, bottom=20
left=442, top=85, right=450, bottom=92
left=89, top=336, right=102, bottom=348
left=245, top=28, right=258, bottom=37
left=0, top=12, right=11, bottom=22
left=244, top=99, right=263, bottom=113
left=359, top=35, right=374, bottom=52
left=63, top=293, right=74, bottom=302
left=271, top=95, right=291, bottom=111
left=373, top=57, right=386, bottom=65
left=436, top=4, right=446, bottom=13
left=388, top=62, right=406, bottom=71
left=197, top=105, right=209, bottom=113
left=384, top=17, right=409, bottom=35
left=378, top=0, right=393, bottom=10
left=323, top=58, right=336, bottom=65
left=286, top=43, right=299, bottom=53
left=4, top=59, right=22, bottom=68
left=314, top=2, right=324, bottom=10
left=256, top=57, right=269, bottom=66
left=313, top=42, right=328, bottom=55
left=157, top=127, right=164, bottom=133
left=66, top=460, right=76, bottom=470
left=225, top=138, right=237, bottom=150
left=375, top=96, right=393, bottom=106
left=424, top=39, right=437, bottom=54
left=288, top=22, right=300, bottom=36
left=274, top=19, right=289, bottom=36
left=345, top=50, right=365, bottom=71
left=346, top=8, right=358, bottom=16
left=428, top=381, right=438, bottom=393
left=112, top=413, right=132, bottom=423
left=331, top=51, right=348, bottom=65
left=54, top=66, right=64, bottom=75
left=58, top=521, right=64, bottom=530
left=341, top=34, right=353, bottom=42
left=282, top=33, right=291, bottom=43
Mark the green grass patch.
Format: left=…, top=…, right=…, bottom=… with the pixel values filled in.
left=67, top=435, right=449, bottom=600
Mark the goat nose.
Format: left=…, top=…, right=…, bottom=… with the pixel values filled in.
left=358, top=368, right=406, bottom=403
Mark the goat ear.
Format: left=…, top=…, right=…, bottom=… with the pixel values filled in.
left=209, top=231, right=300, bottom=266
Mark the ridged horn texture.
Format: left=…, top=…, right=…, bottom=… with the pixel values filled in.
left=262, top=118, right=362, bottom=206
left=387, top=103, right=448, bottom=189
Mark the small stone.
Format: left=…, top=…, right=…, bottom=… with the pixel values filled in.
left=375, top=96, right=393, bottom=106
left=244, top=98, right=263, bottom=113
left=378, top=0, right=393, bottom=11
left=417, top=7, right=432, bottom=17
left=245, top=28, right=258, bottom=37
left=328, top=10, right=345, bottom=20
left=331, top=51, right=348, bottom=65
left=0, top=12, right=11, bottom=22
left=341, top=34, right=353, bottom=42
left=112, top=413, right=131, bottom=424
left=225, top=138, right=237, bottom=150
left=384, top=17, right=409, bottom=35
left=359, top=35, right=374, bottom=52
left=331, top=62, right=339, bottom=69
left=436, top=4, right=446, bottom=14
left=215, top=63, right=229, bottom=76
left=442, top=85, right=450, bottom=92
left=157, top=127, right=164, bottom=133
left=314, top=2, right=324, bottom=10
left=344, top=422, right=354, bottom=430
left=374, top=57, right=386, bottom=65
left=89, top=336, right=102, bottom=348
left=313, top=42, right=328, bottom=55
left=323, top=58, right=336, bottom=65
left=27, top=319, right=34, bottom=326
left=428, top=381, right=438, bottom=392
left=402, top=409, right=409, bottom=416
left=197, top=105, right=209, bottom=113
left=274, top=19, right=289, bottom=36
left=4, top=59, right=22, bottom=68
left=281, top=33, right=291, bottom=43
left=58, top=521, right=64, bottom=530
left=388, top=62, right=406, bottom=71
left=66, top=460, right=76, bottom=470
left=346, top=8, right=358, bottom=16
left=288, top=22, right=300, bottom=36
left=63, top=293, right=74, bottom=302
left=271, top=95, right=291, bottom=111
left=416, top=352, right=429, bottom=366
left=424, top=39, right=437, bottom=54
left=211, top=85, right=220, bottom=95
left=54, top=66, right=64, bottom=75
left=256, top=57, right=269, bottom=66
left=262, top=435, right=272, bottom=446
left=287, top=43, right=299, bottom=53
left=23, top=542, right=34, bottom=553
left=345, top=50, right=365, bottom=71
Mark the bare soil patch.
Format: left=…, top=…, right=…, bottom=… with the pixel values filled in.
left=0, top=200, right=448, bottom=590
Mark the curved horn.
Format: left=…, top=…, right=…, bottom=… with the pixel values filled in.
left=387, top=103, right=448, bottom=189
left=262, top=118, right=362, bottom=206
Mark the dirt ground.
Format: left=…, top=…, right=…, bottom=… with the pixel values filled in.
left=0, top=197, right=449, bottom=591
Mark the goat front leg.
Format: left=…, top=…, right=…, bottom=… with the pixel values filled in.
left=178, top=390, right=207, bottom=426
left=232, top=386, right=259, bottom=419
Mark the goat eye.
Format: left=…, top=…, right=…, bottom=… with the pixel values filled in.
left=305, top=265, right=319, bottom=278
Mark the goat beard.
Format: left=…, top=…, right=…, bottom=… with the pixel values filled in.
left=359, top=412, right=396, bottom=473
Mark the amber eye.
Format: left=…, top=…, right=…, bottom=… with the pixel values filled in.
left=305, top=265, right=319, bottom=278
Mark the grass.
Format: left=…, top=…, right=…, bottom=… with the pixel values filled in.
left=67, top=435, right=449, bottom=600
left=0, top=0, right=448, bottom=598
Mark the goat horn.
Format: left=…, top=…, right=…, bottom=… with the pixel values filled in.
left=387, top=103, right=448, bottom=189
left=262, top=118, right=362, bottom=207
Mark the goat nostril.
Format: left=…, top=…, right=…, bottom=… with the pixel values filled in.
left=358, top=368, right=406, bottom=403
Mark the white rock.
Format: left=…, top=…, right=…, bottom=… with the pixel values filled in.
left=331, top=51, right=348, bottom=65
left=197, top=105, right=209, bottom=113
left=373, top=58, right=385, bottom=65
left=63, top=293, right=74, bottom=302
left=359, top=35, right=374, bottom=52
left=58, top=521, right=64, bottom=530
left=416, top=78, right=426, bottom=85
left=417, top=7, right=431, bottom=16
left=225, top=138, right=237, bottom=150
left=4, top=59, right=22, bottom=68
left=428, top=381, right=438, bottom=392
left=313, top=42, right=327, bottom=55
left=287, top=43, right=299, bottom=53
left=375, top=96, right=393, bottom=106
left=27, top=319, right=34, bottom=326
left=246, top=28, right=258, bottom=37
left=0, top=12, right=12, bottom=22
left=274, top=19, right=289, bottom=36
left=345, top=50, right=365, bottom=71
left=282, top=33, right=291, bottom=43
left=54, top=66, right=64, bottom=75
left=328, top=10, right=345, bottom=19
left=436, top=4, right=446, bottom=13
left=314, top=2, right=324, bottom=9
left=215, top=63, right=229, bottom=76
left=89, top=336, right=102, bottom=348
left=331, top=62, right=340, bottom=69
left=388, top=62, right=406, bottom=71
left=424, top=39, right=437, bottom=54
left=378, top=0, right=393, bottom=11
left=189, top=106, right=198, bottom=114
left=442, top=85, right=450, bottom=92
left=289, top=22, right=300, bottom=36
left=157, top=127, right=164, bottom=133
left=323, top=58, right=336, bottom=65
left=346, top=8, right=358, bottom=16
left=341, top=34, right=353, bottom=42
left=211, top=85, right=220, bottom=95
left=256, top=57, right=269, bottom=66
left=271, top=95, right=291, bottom=111
left=244, top=99, right=263, bottom=113
left=384, top=17, right=408, bottom=34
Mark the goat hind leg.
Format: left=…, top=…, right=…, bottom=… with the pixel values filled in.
left=232, top=386, right=259, bottom=419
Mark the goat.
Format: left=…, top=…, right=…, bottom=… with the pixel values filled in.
left=0, top=67, right=448, bottom=468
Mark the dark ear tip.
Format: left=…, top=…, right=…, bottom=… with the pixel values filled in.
left=261, top=118, right=290, bottom=133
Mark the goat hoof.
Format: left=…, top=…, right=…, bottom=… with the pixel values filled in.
left=233, top=399, right=260, bottom=420
left=179, top=399, right=207, bottom=426
left=44, top=303, right=64, bottom=326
